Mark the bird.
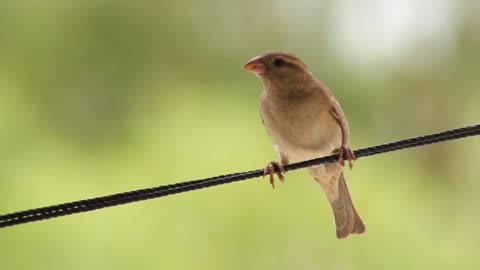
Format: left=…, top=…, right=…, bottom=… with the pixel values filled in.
left=243, top=51, right=366, bottom=239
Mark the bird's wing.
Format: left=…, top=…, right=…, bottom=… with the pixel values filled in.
left=329, top=98, right=350, bottom=146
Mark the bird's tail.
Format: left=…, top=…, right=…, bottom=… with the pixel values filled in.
left=331, top=173, right=366, bottom=238
left=310, top=167, right=366, bottom=239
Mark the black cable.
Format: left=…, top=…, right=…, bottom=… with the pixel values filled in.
left=0, top=124, right=479, bottom=229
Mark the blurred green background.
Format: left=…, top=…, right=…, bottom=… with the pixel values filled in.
left=1, top=1, right=479, bottom=269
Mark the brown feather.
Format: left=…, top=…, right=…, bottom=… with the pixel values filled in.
left=246, top=51, right=366, bottom=239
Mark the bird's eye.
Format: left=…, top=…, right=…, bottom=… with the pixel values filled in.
left=272, top=58, right=286, bottom=67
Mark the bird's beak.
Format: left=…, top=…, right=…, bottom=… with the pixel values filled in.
left=243, top=56, right=266, bottom=74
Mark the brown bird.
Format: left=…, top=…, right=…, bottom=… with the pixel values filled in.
left=243, top=51, right=366, bottom=239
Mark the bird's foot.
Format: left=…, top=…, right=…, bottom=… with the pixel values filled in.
left=263, top=161, right=286, bottom=189
left=335, top=146, right=357, bottom=170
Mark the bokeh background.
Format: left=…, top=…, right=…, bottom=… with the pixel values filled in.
left=1, top=0, right=479, bottom=269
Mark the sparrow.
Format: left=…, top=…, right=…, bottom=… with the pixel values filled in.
left=243, top=51, right=366, bottom=239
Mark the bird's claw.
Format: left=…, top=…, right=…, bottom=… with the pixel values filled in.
left=263, top=161, right=286, bottom=189
left=336, top=146, right=357, bottom=170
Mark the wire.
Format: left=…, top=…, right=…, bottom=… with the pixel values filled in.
left=0, top=124, right=479, bottom=229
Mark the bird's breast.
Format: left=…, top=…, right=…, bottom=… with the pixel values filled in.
left=261, top=92, right=342, bottom=162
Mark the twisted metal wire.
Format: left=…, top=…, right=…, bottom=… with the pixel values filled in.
left=0, top=124, right=479, bottom=229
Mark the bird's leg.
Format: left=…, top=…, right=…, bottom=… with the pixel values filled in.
left=263, top=161, right=286, bottom=189
left=329, top=108, right=356, bottom=169
left=335, top=146, right=357, bottom=170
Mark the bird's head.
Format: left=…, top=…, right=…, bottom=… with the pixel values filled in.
left=243, top=51, right=314, bottom=93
